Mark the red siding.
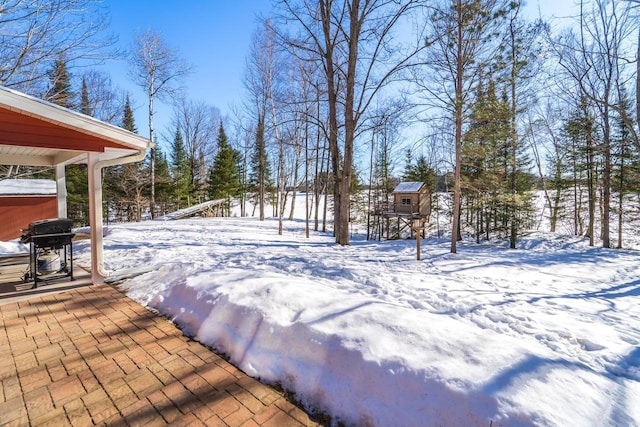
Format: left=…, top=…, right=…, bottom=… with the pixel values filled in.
left=0, top=196, right=58, bottom=241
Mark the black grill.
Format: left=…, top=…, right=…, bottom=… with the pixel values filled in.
left=28, top=218, right=73, bottom=235
left=21, top=218, right=75, bottom=288
left=22, top=218, right=74, bottom=247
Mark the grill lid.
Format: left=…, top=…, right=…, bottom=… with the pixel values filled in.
left=28, top=218, right=73, bottom=235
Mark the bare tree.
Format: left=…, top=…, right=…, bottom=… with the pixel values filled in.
left=525, top=101, right=566, bottom=233
left=244, top=20, right=278, bottom=222
left=420, top=0, right=506, bottom=253
left=0, top=0, right=116, bottom=93
left=79, top=69, right=126, bottom=124
left=278, top=0, right=426, bottom=245
left=625, top=0, right=639, bottom=137
left=499, top=2, right=546, bottom=249
left=262, top=21, right=288, bottom=235
left=171, top=97, right=219, bottom=201
left=554, top=0, right=636, bottom=248
left=130, top=30, right=191, bottom=219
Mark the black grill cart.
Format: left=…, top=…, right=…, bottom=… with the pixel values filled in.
left=20, top=218, right=75, bottom=288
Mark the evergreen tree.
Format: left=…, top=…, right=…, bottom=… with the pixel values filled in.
left=495, top=1, right=544, bottom=249
left=461, top=73, right=535, bottom=243
left=104, top=96, right=149, bottom=222
left=563, top=97, right=599, bottom=245
left=46, top=54, right=74, bottom=109
left=207, top=123, right=242, bottom=215
left=153, top=143, right=172, bottom=215
left=65, top=165, right=88, bottom=226
left=403, top=152, right=436, bottom=190
left=46, top=55, right=87, bottom=224
left=122, top=95, right=137, bottom=133
left=170, top=127, right=193, bottom=208
left=80, top=76, right=92, bottom=116
left=374, top=135, right=394, bottom=199
left=248, top=118, right=274, bottom=220
left=463, top=75, right=509, bottom=241
left=611, top=90, right=639, bottom=248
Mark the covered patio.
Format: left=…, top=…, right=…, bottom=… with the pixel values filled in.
left=0, top=86, right=150, bottom=284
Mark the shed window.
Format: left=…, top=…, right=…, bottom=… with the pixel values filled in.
left=401, top=198, right=412, bottom=205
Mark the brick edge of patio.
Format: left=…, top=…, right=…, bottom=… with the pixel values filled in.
left=0, top=283, right=323, bottom=427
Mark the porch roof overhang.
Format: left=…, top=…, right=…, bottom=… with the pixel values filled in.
left=0, top=85, right=150, bottom=166
left=0, top=85, right=152, bottom=286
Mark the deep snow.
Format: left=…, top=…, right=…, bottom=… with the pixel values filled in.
left=2, top=198, right=639, bottom=426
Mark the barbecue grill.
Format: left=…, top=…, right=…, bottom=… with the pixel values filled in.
left=21, top=218, right=75, bottom=288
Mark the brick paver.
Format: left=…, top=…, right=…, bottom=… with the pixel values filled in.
left=0, top=283, right=322, bottom=426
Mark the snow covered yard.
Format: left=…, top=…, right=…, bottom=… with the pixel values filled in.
left=59, top=216, right=637, bottom=427
left=3, top=215, right=639, bottom=426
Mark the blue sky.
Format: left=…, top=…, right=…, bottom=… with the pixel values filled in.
left=103, top=0, right=573, bottom=150
left=105, top=1, right=272, bottom=146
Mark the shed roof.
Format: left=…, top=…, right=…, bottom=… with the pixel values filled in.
left=393, top=182, right=426, bottom=193
left=0, top=178, right=56, bottom=196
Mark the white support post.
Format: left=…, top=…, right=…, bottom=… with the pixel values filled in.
left=55, top=164, right=67, bottom=218
left=87, top=152, right=105, bottom=285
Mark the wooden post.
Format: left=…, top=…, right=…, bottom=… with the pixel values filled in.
left=413, top=218, right=423, bottom=260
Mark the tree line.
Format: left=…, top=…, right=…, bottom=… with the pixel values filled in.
left=1, top=0, right=638, bottom=252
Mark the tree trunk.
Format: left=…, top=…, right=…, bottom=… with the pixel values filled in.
left=335, top=0, right=360, bottom=246
left=602, top=104, right=611, bottom=249
left=451, top=0, right=464, bottom=254
left=148, top=85, right=155, bottom=220
left=551, top=187, right=561, bottom=233
left=618, top=142, right=624, bottom=249
left=320, top=0, right=341, bottom=241
left=586, top=131, right=595, bottom=247
left=288, top=140, right=302, bottom=221
left=323, top=145, right=329, bottom=233
left=278, top=138, right=285, bottom=235
left=305, top=115, right=310, bottom=239
left=314, top=90, right=322, bottom=232
left=572, top=143, right=579, bottom=236
left=637, top=27, right=639, bottom=133
left=509, top=21, right=518, bottom=250
left=258, top=118, right=266, bottom=221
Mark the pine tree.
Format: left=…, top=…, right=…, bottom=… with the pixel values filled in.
left=80, top=76, right=92, bottom=116
left=207, top=123, right=242, bottom=215
left=403, top=153, right=436, bottom=190
left=463, top=75, right=510, bottom=241
left=374, top=136, right=394, bottom=199
left=122, top=95, right=137, bottom=133
left=45, top=55, right=87, bottom=224
left=46, top=54, right=75, bottom=109
left=611, top=90, right=639, bottom=248
left=248, top=118, right=274, bottom=220
left=104, top=96, right=149, bottom=221
left=563, top=98, right=599, bottom=244
left=153, top=143, right=172, bottom=215
left=170, top=127, right=192, bottom=208
left=495, top=1, right=544, bottom=249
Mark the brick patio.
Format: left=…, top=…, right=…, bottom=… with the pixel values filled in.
left=0, top=283, right=322, bottom=426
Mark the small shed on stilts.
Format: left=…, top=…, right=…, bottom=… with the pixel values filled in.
left=370, top=181, right=431, bottom=240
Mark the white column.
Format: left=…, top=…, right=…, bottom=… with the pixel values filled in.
left=87, top=153, right=105, bottom=285
left=55, top=164, right=67, bottom=218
